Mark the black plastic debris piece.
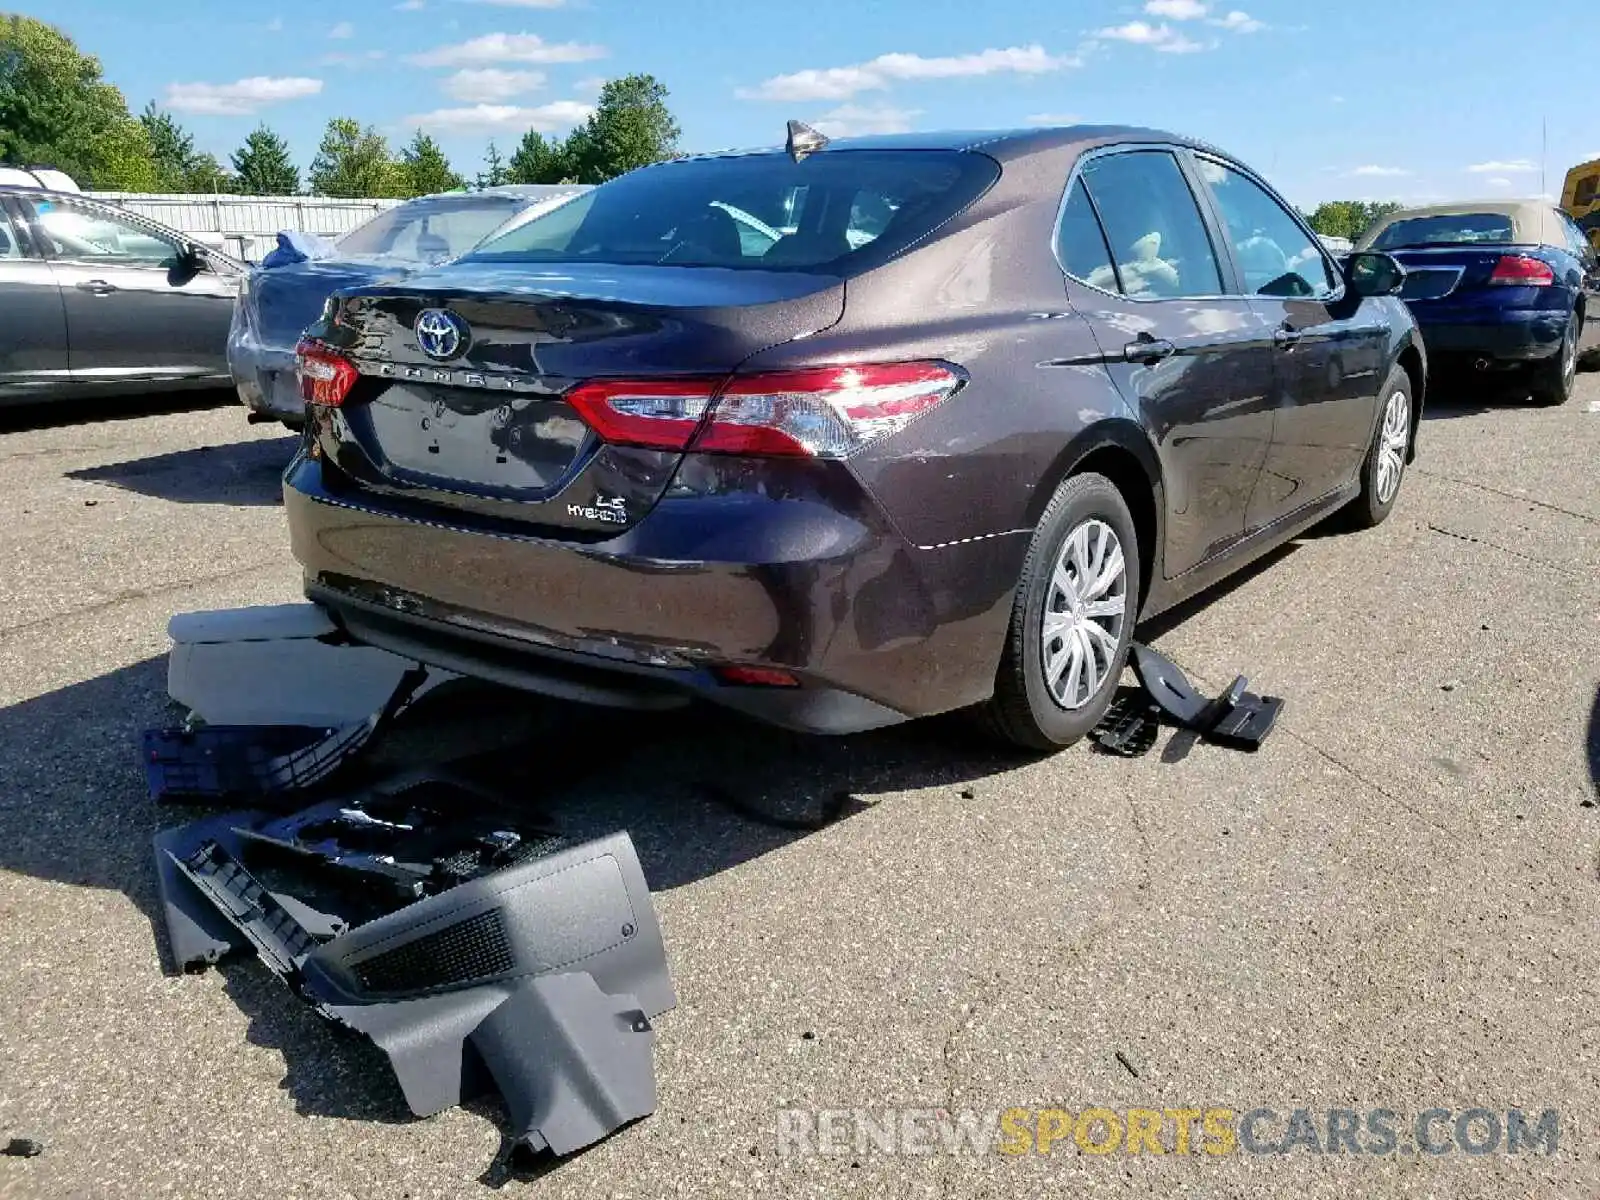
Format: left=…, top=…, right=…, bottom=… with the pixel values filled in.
left=2, top=1138, right=43, bottom=1158
left=1091, top=692, right=1162, bottom=758
left=155, top=779, right=673, bottom=1159
left=142, top=666, right=428, bottom=804
left=1129, top=644, right=1283, bottom=752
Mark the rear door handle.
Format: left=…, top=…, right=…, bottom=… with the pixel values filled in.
left=1123, top=336, right=1176, bottom=365
left=1273, top=325, right=1302, bottom=349
left=75, top=279, right=117, bottom=295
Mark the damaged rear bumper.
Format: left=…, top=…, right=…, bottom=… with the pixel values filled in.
left=156, top=800, right=674, bottom=1156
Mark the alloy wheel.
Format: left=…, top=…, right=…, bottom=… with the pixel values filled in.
left=1040, top=519, right=1128, bottom=710
left=1375, top=388, right=1410, bottom=505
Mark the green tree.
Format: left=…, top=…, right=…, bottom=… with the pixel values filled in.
left=183, top=151, right=232, bottom=193
left=561, top=74, right=679, bottom=184
left=475, top=140, right=509, bottom=188
left=400, top=130, right=462, bottom=196
left=1305, top=200, right=1404, bottom=243
left=231, top=124, right=299, bottom=194
left=0, top=14, right=158, bottom=189
left=507, top=129, right=569, bottom=185
left=139, top=101, right=197, bottom=190
left=309, top=117, right=402, bottom=197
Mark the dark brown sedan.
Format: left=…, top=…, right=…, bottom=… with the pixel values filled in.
left=285, top=125, right=1424, bottom=749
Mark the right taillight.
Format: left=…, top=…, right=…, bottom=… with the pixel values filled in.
left=1488, top=254, right=1555, bottom=286
left=565, top=362, right=964, bottom=459
left=295, top=339, right=358, bottom=407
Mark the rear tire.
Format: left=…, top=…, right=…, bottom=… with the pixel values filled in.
left=1529, top=312, right=1578, bottom=406
left=983, top=472, right=1141, bottom=752
left=1345, top=365, right=1413, bottom=530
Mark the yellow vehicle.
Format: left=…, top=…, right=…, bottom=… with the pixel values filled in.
left=1563, top=157, right=1600, bottom=250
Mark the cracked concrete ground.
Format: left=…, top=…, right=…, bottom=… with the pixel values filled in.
left=0, top=375, right=1597, bottom=1199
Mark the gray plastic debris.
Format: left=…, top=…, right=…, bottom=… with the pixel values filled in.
left=156, top=798, right=673, bottom=1157
left=167, top=603, right=453, bottom=728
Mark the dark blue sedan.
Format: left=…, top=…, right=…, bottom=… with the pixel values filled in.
left=1358, top=200, right=1599, bottom=404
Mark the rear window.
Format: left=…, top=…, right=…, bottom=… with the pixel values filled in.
left=337, top=195, right=521, bottom=262
left=462, top=150, right=1000, bottom=274
left=1370, top=213, right=1516, bottom=249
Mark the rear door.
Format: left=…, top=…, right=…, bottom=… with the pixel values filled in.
left=21, top=196, right=236, bottom=382
left=0, top=196, right=70, bottom=398
left=1062, top=148, right=1276, bottom=578
left=1190, top=154, right=1385, bottom=528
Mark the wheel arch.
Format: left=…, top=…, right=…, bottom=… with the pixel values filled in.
left=1394, top=335, right=1426, bottom=464
left=1027, top=420, right=1164, bottom=615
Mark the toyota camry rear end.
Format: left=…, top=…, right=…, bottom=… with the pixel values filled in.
left=284, top=140, right=1027, bottom=733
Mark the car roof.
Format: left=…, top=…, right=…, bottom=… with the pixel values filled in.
left=1358, top=199, right=1568, bottom=249
left=676, top=125, right=1214, bottom=165
left=408, top=185, right=589, bottom=204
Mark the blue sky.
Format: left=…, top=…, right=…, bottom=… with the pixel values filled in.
left=30, top=0, right=1600, bottom=206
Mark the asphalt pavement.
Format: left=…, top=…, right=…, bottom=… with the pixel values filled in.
left=0, top=376, right=1596, bottom=1199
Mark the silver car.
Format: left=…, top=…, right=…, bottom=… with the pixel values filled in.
left=0, top=188, right=244, bottom=405
left=229, top=185, right=586, bottom=425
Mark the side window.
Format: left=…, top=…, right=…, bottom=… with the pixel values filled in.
left=1079, top=151, right=1222, bottom=298
left=1054, top=179, right=1119, bottom=292
left=0, top=207, right=28, bottom=260
left=1563, top=214, right=1595, bottom=262
left=29, top=199, right=180, bottom=267
left=1196, top=159, right=1335, bottom=298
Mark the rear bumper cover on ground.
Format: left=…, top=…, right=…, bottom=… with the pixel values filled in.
left=283, top=453, right=1024, bottom=734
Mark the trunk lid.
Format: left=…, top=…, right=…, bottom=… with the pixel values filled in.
left=1388, top=245, right=1535, bottom=303
left=249, top=256, right=423, bottom=350
left=313, top=261, right=844, bottom=535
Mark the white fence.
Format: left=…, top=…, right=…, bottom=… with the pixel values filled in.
left=84, top=192, right=404, bottom=261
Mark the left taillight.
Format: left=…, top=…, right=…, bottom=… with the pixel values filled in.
left=295, top=339, right=358, bottom=407
left=564, top=361, right=965, bottom=459
left=1488, top=254, right=1555, bottom=286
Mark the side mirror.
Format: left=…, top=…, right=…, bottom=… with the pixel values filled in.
left=1344, top=251, right=1405, bottom=297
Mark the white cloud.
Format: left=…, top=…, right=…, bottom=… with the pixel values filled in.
left=329, top=20, right=354, bottom=38
left=1146, top=0, right=1208, bottom=18
left=1209, top=10, right=1265, bottom=32
left=405, top=99, right=594, bottom=134
left=573, top=75, right=607, bottom=96
left=461, top=0, right=566, bottom=6
left=1350, top=165, right=1410, bottom=177
left=1026, top=112, right=1082, bottom=125
left=165, top=76, right=323, bottom=116
left=738, top=45, right=1071, bottom=102
left=1467, top=159, right=1537, bottom=174
left=1096, top=21, right=1210, bottom=52
left=1098, top=21, right=1172, bottom=45
left=442, top=67, right=546, bottom=101
left=396, top=0, right=424, bottom=8
left=1485, top=177, right=1514, bottom=189
left=409, top=32, right=606, bottom=67
left=810, top=104, right=920, bottom=137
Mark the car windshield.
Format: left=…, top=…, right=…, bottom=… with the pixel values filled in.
left=337, top=195, right=523, bottom=262
left=462, top=150, right=1000, bottom=274
left=1370, top=213, right=1516, bottom=249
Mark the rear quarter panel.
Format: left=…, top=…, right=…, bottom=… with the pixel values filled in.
left=734, top=149, right=1145, bottom=553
